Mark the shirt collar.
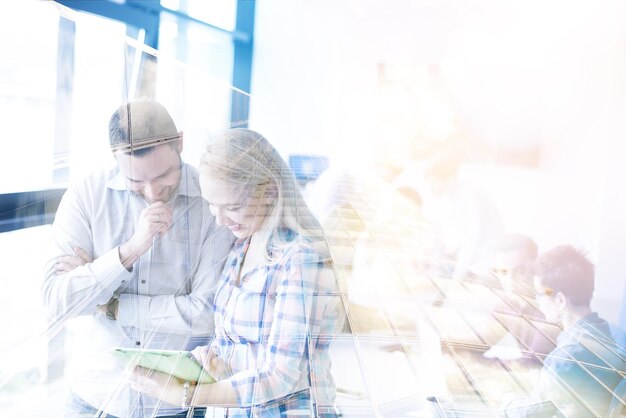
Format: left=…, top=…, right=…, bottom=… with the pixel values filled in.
left=105, top=162, right=202, bottom=198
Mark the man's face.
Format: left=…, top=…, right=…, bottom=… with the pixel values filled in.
left=488, top=250, right=530, bottom=293
left=533, top=275, right=562, bottom=323
left=115, top=145, right=182, bottom=204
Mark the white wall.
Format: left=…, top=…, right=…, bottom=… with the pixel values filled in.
left=249, top=0, right=626, bottom=324
left=248, top=0, right=473, bottom=165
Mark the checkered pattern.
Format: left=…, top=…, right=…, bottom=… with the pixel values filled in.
left=210, top=229, right=340, bottom=417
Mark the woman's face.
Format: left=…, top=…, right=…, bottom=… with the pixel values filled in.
left=200, top=176, right=274, bottom=239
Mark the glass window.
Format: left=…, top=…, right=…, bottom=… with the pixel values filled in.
left=0, top=4, right=249, bottom=416
left=0, top=2, right=59, bottom=193
left=68, top=11, right=131, bottom=181
left=187, top=0, right=236, bottom=32
left=160, top=0, right=236, bottom=31
left=158, top=11, right=234, bottom=84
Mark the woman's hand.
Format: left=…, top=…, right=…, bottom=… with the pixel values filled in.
left=129, top=366, right=184, bottom=406
left=190, top=345, right=228, bottom=381
left=131, top=364, right=238, bottom=408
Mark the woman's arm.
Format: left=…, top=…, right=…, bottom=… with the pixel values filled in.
left=223, top=249, right=325, bottom=406
left=130, top=367, right=238, bottom=407
left=130, top=248, right=330, bottom=408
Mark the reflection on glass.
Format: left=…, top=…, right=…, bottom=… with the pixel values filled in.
left=2, top=2, right=626, bottom=418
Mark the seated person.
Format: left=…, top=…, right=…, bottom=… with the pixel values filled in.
left=482, top=233, right=538, bottom=294
left=422, top=234, right=549, bottom=354
left=130, top=129, right=344, bottom=416
left=503, top=245, right=625, bottom=417
left=481, top=234, right=558, bottom=358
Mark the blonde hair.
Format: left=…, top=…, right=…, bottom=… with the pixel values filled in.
left=199, top=129, right=326, bottom=262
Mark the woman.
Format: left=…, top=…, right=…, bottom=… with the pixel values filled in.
left=130, top=129, right=343, bottom=417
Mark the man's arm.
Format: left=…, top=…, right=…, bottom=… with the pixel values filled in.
left=115, top=211, right=234, bottom=336
left=41, top=183, right=134, bottom=323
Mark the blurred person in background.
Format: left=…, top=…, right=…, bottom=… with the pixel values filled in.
left=417, top=153, right=504, bottom=280
left=503, top=245, right=625, bottom=417
left=481, top=233, right=559, bottom=359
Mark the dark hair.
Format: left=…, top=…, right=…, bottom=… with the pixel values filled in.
left=488, top=233, right=538, bottom=285
left=533, top=245, right=595, bottom=307
left=108, top=99, right=179, bottom=156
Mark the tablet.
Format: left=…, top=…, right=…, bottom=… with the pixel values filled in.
left=110, top=348, right=215, bottom=384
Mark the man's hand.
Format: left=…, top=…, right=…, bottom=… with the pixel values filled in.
left=119, top=202, right=173, bottom=269
left=96, top=296, right=119, bottom=318
left=54, top=246, right=92, bottom=275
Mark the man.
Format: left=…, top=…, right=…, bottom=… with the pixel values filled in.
left=482, top=234, right=558, bottom=359
left=42, top=99, right=233, bottom=417
left=504, top=245, right=625, bottom=417
left=483, top=233, right=537, bottom=295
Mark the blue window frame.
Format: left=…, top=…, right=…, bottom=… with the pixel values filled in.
left=54, top=0, right=254, bottom=97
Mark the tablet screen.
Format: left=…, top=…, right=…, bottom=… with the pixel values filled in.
left=110, top=348, right=215, bottom=384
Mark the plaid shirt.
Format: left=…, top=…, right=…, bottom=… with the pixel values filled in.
left=210, top=229, right=341, bottom=417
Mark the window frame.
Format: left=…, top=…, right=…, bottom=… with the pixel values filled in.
left=0, top=0, right=255, bottom=233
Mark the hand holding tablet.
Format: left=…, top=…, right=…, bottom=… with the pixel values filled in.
left=110, top=348, right=215, bottom=384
